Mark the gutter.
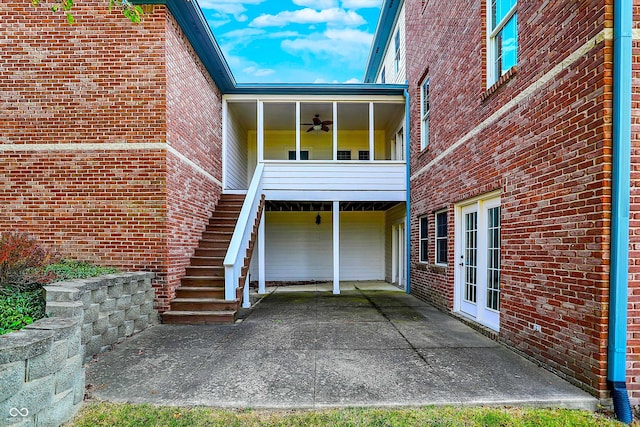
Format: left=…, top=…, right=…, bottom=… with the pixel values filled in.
left=404, top=87, right=411, bottom=294
left=608, top=0, right=633, bottom=423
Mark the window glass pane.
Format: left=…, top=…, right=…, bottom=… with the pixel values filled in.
left=420, top=217, right=428, bottom=238
left=501, top=15, right=518, bottom=73
left=493, top=0, right=516, bottom=29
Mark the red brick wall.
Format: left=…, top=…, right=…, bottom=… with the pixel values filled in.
left=628, top=0, right=640, bottom=403
left=162, top=14, right=223, bottom=310
left=0, top=1, right=167, bottom=144
left=406, top=0, right=613, bottom=398
left=0, top=2, right=224, bottom=312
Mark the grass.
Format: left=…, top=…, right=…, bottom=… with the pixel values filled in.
left=69, top=403, right=623, bottom=427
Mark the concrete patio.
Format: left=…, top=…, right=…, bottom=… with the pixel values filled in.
left=85, top=282, right=597, bottom=410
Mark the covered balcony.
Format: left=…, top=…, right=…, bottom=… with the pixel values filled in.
left=223, top=95, right=407, bottom=201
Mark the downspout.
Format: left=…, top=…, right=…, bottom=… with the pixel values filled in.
left=404, top=87, right=411, bottom=294
left=608, top=0, right=632, bottom=423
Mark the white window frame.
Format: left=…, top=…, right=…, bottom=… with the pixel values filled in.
left=394, top=29, right=401, bottom=74
left=435, top=209, right=448, bottom=266
left=419, top=215, right=428, bottom=263
left=420, top=78, right=430, bottom=150
left=487, top=0, right=517, bottom=86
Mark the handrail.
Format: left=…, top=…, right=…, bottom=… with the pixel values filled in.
left=223, top=163, right=265, bottom=301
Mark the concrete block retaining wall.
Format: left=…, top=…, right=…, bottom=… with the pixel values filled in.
left=0, top=272, right=157, bottom=426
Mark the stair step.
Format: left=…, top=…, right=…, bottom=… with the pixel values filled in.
left=181, top=276, right=225, bottom=287
left=198, top=240, right=231, bottom=249
left=185, top=266, right=225, bottom=276
left=190, top=256, right=225, bottom=266
left=175, top=286, right=225, bottom=299
left=194, top=248, right=227, bottom=257
left=162, top=310, right=236, bottom=324
left=170, top=298, right=238, bottom=311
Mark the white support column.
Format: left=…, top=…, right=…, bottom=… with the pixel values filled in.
left=242, top=275, right=250, bottom=308
left=258, top=208, right=266, bottom=294
left=221, top=99, right=228, bottom=190
left=332, top=200, right=340, bottom=294
left=296, top=101, right=301, bottom=160
left=333, top=101, right=338, bottom=161
left=369, top=102, right=375, bottom=161
left=257, top=100, right=264, bottom=162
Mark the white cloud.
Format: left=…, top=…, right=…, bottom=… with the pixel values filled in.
left=198, top=0, right=265, bottom=21
left=250, top=8, right=365, bottom=28
left=281, top=28, right=373, bottom=60
left=341, top=0, right=382, bottom=8
left=243, top=66, right=276, bottom=77
left=344, top=78, right=360, bottom=83
left=293, top=0, right=339, bottom=8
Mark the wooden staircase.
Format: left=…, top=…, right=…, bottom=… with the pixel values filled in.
left=163, top=194, right=261, bottom=324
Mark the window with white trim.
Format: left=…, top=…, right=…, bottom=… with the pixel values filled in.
left=337, top=150, right=351, bottom=160
left=488, top=0, right=518, bottom=85
left=394, top=29, right=401, bottom=74
left=435, top=210, right=448, bottom=265
left=420, top=78, right=430, bottom=150
left=419, top=215, right=428, bottom=263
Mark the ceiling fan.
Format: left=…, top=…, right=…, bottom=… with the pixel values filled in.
left=302, top=114, right=333, bottom=133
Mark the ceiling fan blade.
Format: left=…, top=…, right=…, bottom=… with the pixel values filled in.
left=322, top=120, right=333, bottom=126
left=321, top=125, right=330, bottom=132
left=306, top=126, right=315, bottom=132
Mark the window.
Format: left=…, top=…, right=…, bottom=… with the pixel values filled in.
left=394, top=29, right=401, bottom=73
left=419, top=216, right=429, bottom=263
left=435, top=210, right=448, bottom=265
left=288, top=150, right=309, bottom=160
left=380, top=67, right=386, bottom=84
left=358, top=150, right=370, bottom=160
left=337, top=150, right=351, bottom=160
left=420, top=78, right=430, bottom=150
left=488, top=0, right=517, bottom=85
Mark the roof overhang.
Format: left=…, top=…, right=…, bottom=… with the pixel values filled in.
left=362, top=0, right=403, bottom=83
left=135, top=0, right=237, bottom=93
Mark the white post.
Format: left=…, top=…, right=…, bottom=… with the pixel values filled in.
left=258, top=208, right=266, bottom=294
left=369, top=102, right=375, bottom=161
left=333, top=101, right=338, bottom=161
left=221, top=99, right=228, bottom=190
left=296, top=101, right=301, bottom=160
left=242, top=275, right=250, bottom=308
left=257, top=100, right=264, bottom=162
left=333, top=200, right=340, bottom=294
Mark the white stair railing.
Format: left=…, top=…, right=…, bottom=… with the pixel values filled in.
left=223, top=163, right=265, bottom=305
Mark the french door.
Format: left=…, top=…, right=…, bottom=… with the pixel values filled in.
left=456, top=195, right=501, bottom=331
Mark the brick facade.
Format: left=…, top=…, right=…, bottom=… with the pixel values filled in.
left=0, top=1, right=222, bottom=311
left=406, top=0, right=619, bottom=399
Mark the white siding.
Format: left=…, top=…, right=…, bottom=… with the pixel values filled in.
left=377, top=2, right=406, bottom=84
left=385, top=203, right=406, bottom=282
left=262, top=162, right=406, bottom=201
left=226, top=107, right=249, bottom=190
left=264, top=211, right=385, bottom=282
left=339, top=211, right=385, bottom=280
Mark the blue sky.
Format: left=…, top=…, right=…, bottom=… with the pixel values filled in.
left=198, top=0, right=382, bottom=84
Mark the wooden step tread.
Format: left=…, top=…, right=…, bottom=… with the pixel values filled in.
left=172, top=298, right=236, bottom=303
left=183, top=275, right=224, bottom=280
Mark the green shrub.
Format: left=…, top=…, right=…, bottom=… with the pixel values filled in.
left=0, top=233, right=119, bottom=335
left=45, top=260, right=118, bottom=281
left=0, top=287, right=46, bottom=335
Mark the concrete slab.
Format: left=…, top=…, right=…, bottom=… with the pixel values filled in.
left=85, top=286, right=597, bottom=411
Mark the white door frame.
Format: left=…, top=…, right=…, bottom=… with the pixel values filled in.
left=454, top=192, right=501, bottom=331
left=391, top=221, right=406, bottom=289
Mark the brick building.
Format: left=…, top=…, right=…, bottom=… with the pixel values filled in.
left=364, top=0, right=638, bottom=412
left=1, top=0, right=638, bottom=416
